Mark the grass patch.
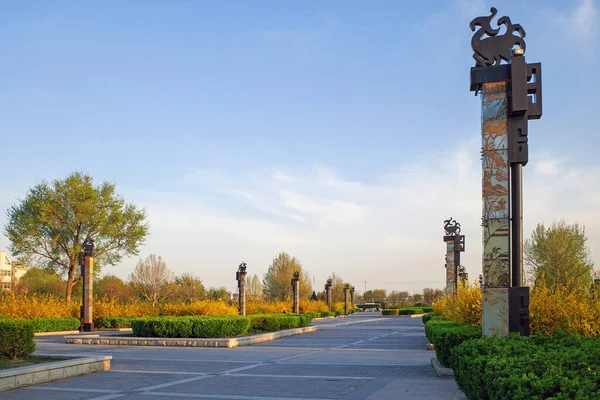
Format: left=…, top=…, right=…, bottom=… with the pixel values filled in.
left=0, top=356, right=66, bottom=370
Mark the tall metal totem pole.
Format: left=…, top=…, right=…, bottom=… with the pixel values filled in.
left=443, top=218, right=465, bottom=296
left=291, top=271, right=300, bottom=314
left=325, top=279, right=333, bottom=311
left=79, top=239, right=94, bottom=332
left=469, top=7, right=542, bottom=336
left=236, top=262, right=248, bottom=316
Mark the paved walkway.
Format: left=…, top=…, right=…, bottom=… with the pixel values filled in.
left=4, top=313, right=463, bottom=399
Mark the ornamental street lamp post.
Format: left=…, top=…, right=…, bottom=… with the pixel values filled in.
left=443, top=218, right=465, bottom=296
left=343, top=284, right=350, bottom=315
left=236, top=262, right=248, bottom=316
left=325, top=279, right=333, bottom=311
left=291, top=271, right=300, bottom=314
left=469, top=7, right=542, bottom=336
left=350, top=285, right=355, bottom=309
left=79, top=239, right=94, bottom=332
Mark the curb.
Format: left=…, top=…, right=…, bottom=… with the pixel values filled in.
left=34, top=331, right=80, bottom=337
left=431, top=357, right=454, bottom=377
left=0, top=355, right=111, bottom=392
left=65, top=325, right=322, bottom=348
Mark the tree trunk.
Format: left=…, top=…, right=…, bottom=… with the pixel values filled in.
left=65, top=260, right=78, bottom=302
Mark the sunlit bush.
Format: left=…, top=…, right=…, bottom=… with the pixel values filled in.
left=432, top=282, right=482, bottom=327
left=246, top=300, right=290, bottom=314
left=160, top=300, right=238, bottom=316
left=299, top=300, right=328, bottom=314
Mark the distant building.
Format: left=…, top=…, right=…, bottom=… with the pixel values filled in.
left=229, top=291, right=239, bottom=302
left=0, top=252, right=26, bottom=292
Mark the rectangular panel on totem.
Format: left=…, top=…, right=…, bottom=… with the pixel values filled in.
left=481, top=81, right=510, bottom=336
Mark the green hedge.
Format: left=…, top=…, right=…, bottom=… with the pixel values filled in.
left=420, top=306, right=434, bottom=313
left=97, top=316, right=135, bottom=329
left=29, top=317, right=80, bottom=333
left=335, top=310, right=344, bottom=316
left=453, top=333, right=600, bottom=400
left=0, top=319, right=36, bottom=359
left=422, top=313, right=437, bottom=324
left=248, top=314, right=311, bottom=333
left=382, top=309, right=399, bottom=316
left=425, top=317, right=481, bottom=367
left=131, top=316, right=251, bottom=338
left=399, top=308, right=423, bottom=315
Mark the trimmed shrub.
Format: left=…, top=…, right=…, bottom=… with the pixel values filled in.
left=420, top=306, right=434, bottom=313
left=131, top=316, right=250, bottom=338
left=334, top=309, right=344, bottom=316
left=29, top=317, right=80, bottom=333
left=248, top=313, right=312, bottom=333
left=382, top=309, right=399, bottom=316
left=422, top=313, right=436, bottom=324
left=425, top=317, right=481, bottom=367
left=453, top=333, right=600, bottom=400
left=399, top=308, right=423, bottom=315
left=0, top=319, right=36, bottom=359
left=97, top=316, right=135, bottom=329
left=160, top=300, right=237, bottom=317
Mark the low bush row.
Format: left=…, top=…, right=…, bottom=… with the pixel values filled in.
left=453, top=333, right=600, bottom=400
left=28, top=316, right=80, bottom=333
left=130, top=313, right=314, bottom=338
left=0, top=319, right=36, bottom=359
left=421, top=312, right=436, bottom=324
left=248, top=313, right=312, bottom=333
left=382, top=309, right=399, bottom=316
left=425, top=316, right=481, bottom=367
left=97, top=316, right=135, bottom=329
left=305, top=311, right=336, bottom=318
left=131, top=316, right=251, bottom=338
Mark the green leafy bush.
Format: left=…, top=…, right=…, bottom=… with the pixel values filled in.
left=425, top=316, right=481, bottom=367
left=320, top=311, right=335, bottom=317
left=28, top=317, right=80, bottom=333
left=422, top=313, right=437, bottom=324
left=131, top=316, right=250, bottom=338
left=420, top=306, right=434, bottom=313
left=399, top=308, right=424, bottom=315
left=0, top=319, right=36, bottom=359
left=335, top=310, right=344, bottom=316
left=248, top=313, right=311, bottom=333
left=97, top=316, right=135, bottom=329
left=453, top=333, right=600, bottom=400
left=382, top=309, right=399, bottom=316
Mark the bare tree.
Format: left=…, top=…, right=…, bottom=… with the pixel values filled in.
left=246, top=274, right=262, bottom=300
left=129, top=254, right=174, bottom=307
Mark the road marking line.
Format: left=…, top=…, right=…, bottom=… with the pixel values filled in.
left=26, top=387, right=120, bottom=394
left=143, top=391, right=331, bottom=400
left=228, top=373, right=373, bottom=380
left=135, top=375, right=212, bottom=391
left=220, top=363, right=266, bottom=374
left=86, top=394, right=128, bottom=400
left=110, top=369, right=207, bottom=375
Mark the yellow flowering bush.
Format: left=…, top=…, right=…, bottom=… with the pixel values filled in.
left=529, top=279, right=600, bottom=337
left=246, top=300, right=290, bottom=314
left=432, top=282, right=482, bottom=327
left=160, top=300, right=238, bottom=316
left=299, top=300, right=328, bottom=314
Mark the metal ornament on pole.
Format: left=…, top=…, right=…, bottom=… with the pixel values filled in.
left=469, top=7, right=542, bottom=336
left=236, top=262, right=248, bottom=316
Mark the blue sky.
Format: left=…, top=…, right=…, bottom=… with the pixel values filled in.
left=1, top=0, right=599, bottom=293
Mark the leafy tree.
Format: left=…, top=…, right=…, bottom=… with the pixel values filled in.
left=129, top=254, right=174, bottom=307
left=4, top=172, right=149, bottom=301
left=172, top=273, right=205, bottom=303
left=363, top=289, right=387, bottom=302
left=95, top=274, right=132, bottom=302
left=411, top=293, right=424, bottom=304
left=262, top=252, right=312, bottom=301
left=207, top=287, right=229, bottom=302
left=422, top=288, right=444, bottom=305
left=525, top=221, right=594, bottom=291
left=310, top=290, right=318, bottom=301
left=15, top=267, right=64, bottom=297
left=328, top=272, right=345, bottom=302
left=246, top=274, right=262, bottom=300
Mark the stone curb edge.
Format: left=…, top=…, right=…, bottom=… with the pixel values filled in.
left=64, top=325, right=322, bottom=348
left=0, top=355, right=111, bottom=392
left=34, top=330, right=80, bottom=337
left=431, top=357, right=454, bottom=377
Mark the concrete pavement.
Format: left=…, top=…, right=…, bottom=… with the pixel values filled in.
left=3, top=313, right=464, bottom=399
